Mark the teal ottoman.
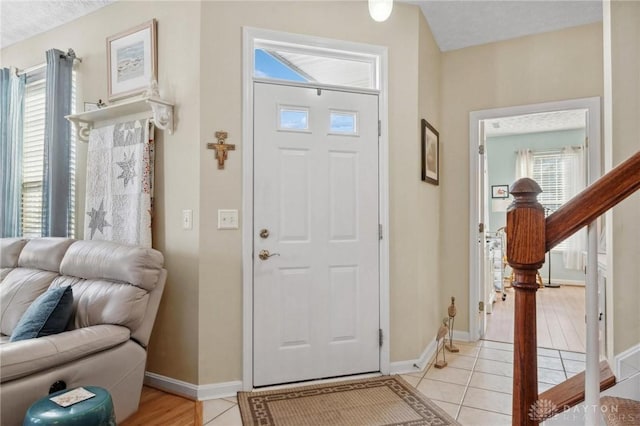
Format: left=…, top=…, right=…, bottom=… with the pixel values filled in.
left=24, top=386, right=116, bottom=425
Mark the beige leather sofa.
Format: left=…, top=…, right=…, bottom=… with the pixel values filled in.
left=0, top=237, right=166, bottom=425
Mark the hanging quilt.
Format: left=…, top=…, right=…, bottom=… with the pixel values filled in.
left=84, top=119, right=154, bottom=247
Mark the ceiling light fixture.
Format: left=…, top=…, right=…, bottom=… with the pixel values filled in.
left=368, top=0, right=393, bottom=22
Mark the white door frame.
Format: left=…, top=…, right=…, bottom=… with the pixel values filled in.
left=242, top=27, right=390, bottom=390
left=468, top=97, right=602, bottom=342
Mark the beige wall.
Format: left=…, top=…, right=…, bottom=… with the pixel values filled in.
left=198, top=1, right=442, bottom=382
left=1, top=1, right=202, bottom=383
left=2, top=0, right=443, bottom=386
left=439, top=24, right=604, bottom=333
left=417, top=16, right=443, bottom=352
left=609, top=1, right=640, bottom=355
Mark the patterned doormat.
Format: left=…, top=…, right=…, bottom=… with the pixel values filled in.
left=238, top=375, right=460, bottom=425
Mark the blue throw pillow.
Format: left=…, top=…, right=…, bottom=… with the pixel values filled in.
left=10, top=286, right=73, bottom=342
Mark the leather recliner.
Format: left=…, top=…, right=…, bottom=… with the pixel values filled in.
left=0, top=237, right=166, bottom=425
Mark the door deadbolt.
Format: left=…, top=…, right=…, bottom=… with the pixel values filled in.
left=259, top=229, right=270, bottom=239
left=258, top=250, right=280, bottom=260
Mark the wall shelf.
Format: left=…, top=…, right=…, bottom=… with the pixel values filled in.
left=65, top=96, right=174, bottom=142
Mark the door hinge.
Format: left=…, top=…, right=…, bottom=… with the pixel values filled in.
left=378, top=120, right=381, bottom=137
left=479, top=223, right=485, bottom=233
left=479, top=145, right=485, bottom=155
left=379, top=329, right=383, bottom=347
left=479, top=301, right=485, bottom=312
left=379, top=224, right=383, bottom=240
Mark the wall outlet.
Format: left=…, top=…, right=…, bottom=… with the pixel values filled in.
left=218, top=209, right=239, bottom=229
left=182, top=209, right=193, bottom=230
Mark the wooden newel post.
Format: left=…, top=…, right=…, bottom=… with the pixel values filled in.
left=507, top=178, right=546, bottom=426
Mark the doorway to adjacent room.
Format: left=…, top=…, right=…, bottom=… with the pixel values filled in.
left=469, top=98, right=604, bottom=357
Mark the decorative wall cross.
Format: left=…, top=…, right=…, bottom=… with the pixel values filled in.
left=207, top=131, right=235, bottom=169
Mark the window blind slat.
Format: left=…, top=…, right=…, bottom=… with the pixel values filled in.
left=533, top=151, right=568, bottom=250
left=22, top=70, right=46, bottom=237
left=21, top=66, right=76, bottom=238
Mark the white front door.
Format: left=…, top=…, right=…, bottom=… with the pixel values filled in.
left=253, top=82, right=380, bottom=387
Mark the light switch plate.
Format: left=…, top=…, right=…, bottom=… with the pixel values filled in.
left=182, top=209, right=193, bottom=230
left=218, top=209, right=239, bottom=229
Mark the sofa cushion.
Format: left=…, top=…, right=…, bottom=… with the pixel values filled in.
left=0, top=325, right=130, bottom=383
left=1, top=238, right=27, bottom=268
left=0, top=269, right=60, bottom=336
left=60, top=240, right=163, bottom=291
left=1, top=238, right=28, bottom=281
left=18, top=238, right=75, bottom=272
left=56, top=278, right=149, bottom=332
left=10, top=286, right=74, bottom=342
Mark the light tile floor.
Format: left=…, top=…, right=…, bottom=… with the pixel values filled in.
left=203, top=340, right=586, bottom=425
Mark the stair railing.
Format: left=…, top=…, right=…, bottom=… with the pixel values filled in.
left=507, top=150, right=640, bottom=425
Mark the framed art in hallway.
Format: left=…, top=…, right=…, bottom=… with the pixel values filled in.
left=421, top=118, right=439, bottom=185
left=492, top=185, right=510, bottom=199
left=107, top=19, right=157, bottom=101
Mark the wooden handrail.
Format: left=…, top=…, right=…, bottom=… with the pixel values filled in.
left=546, top=150, right=640, bottom=251
left=538, top=360, right=615, bottom=419
left=507, top=150, right=640, bottom=425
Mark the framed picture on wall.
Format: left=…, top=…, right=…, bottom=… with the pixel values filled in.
left=107, top=19, right=157, bottom=101
left=491, top=185, right=510, bottom=198
left=421, top=119, right=439, bottom=185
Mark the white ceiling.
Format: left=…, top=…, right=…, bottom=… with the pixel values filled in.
left=484, top=110, right=587, bottom=137
left=413, top=0, right=603, bottom=52
left=0, top=0, right=115, bottom=49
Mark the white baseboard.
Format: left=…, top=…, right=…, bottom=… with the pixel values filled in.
left=389, top=340, right=437, bottom=375
left=614, top=342, right=640, bottom=381
left=144, top=372, right=243, bottom=401
left=389, top=330, right=472, bottom=376
left=144, top=372, right=198, bottom=399
left=555, top=279, right=585, bottom=286
left=452, top=330, right=471, bottom=342
left=197, top=380, right=243, bottom=400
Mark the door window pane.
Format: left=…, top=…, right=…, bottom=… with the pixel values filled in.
left=254, top=44, right=377, bottom=90
left=279, top=107, right=309, bottom=131
left=329, top=111, right=358, bottom=135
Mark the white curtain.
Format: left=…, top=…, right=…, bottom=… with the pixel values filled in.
left=562, top=146, right=586, bottom=270
left=515, top=149, right=533, bottom=179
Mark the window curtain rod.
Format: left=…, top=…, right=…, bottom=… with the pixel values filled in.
left=15, top=49, right=81, bottom=76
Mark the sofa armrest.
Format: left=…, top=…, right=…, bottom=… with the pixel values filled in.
left=0, top=325, right=130, bottom=383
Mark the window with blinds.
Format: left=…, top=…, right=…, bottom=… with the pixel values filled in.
left=532, top=150, right=566, bottom=250
left=21, top=67, right=75, bottom=237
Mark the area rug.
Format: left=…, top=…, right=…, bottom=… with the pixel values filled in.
left=238, top=375, right=460, bottom=426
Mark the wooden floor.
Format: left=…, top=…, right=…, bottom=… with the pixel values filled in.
left=485, top=285, right=586, bottom=352
left=121, top=386, right=202, bottom=426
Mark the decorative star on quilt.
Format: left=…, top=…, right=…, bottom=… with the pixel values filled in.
left=86, top=200, right=111, bottom=239
left=116, top=151, right=137, bottom=187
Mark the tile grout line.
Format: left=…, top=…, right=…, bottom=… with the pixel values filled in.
left=455, top=341, right=482, bottom=420
left=208, top=403, right=239, bottom=424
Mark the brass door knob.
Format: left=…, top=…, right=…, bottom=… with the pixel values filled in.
left=258, top=250, right=280, bottom=260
